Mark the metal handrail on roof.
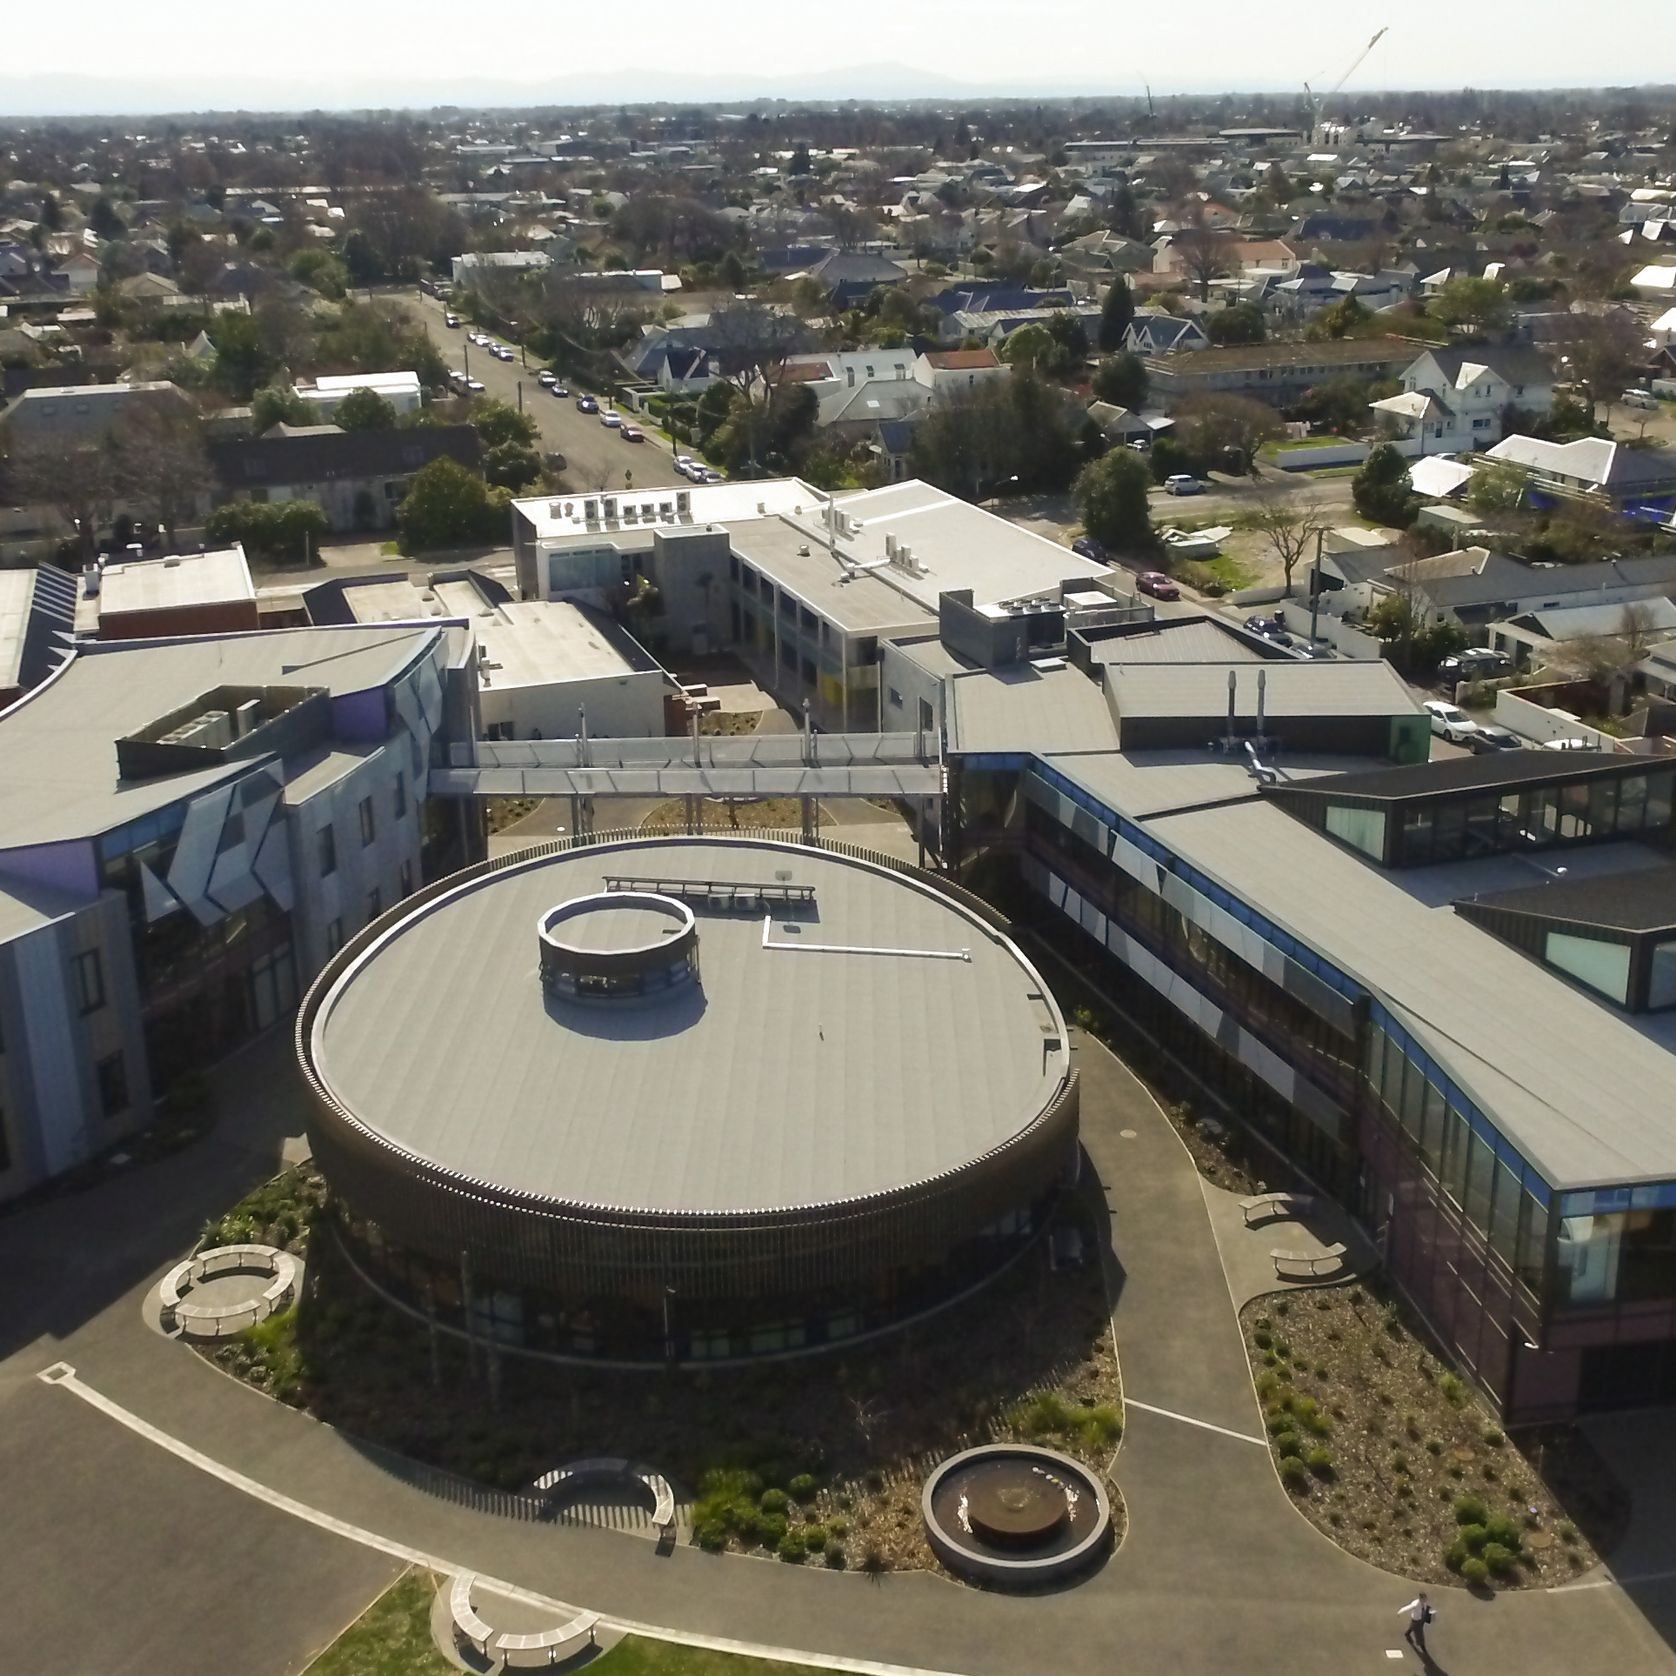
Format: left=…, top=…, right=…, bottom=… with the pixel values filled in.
left=603, top=874, right=816, bottom=911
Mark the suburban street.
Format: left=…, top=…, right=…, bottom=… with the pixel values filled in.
left=402, top=289, right=687, bottom=496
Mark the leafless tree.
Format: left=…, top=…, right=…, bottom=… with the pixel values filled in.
left=1170, top=201, right=1239, bottom=302
left=1553, top=310, right=1646, bottom=422
left=1247, top=483, right=1334, bottom=596
left=1554, top=602, right=1664, bottom=711
left=113, top=399, right=213, bottom=539
left=3, top=434, right=123, bottom=561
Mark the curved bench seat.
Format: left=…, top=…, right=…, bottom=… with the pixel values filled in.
left=531, top=1458, right=677, bottom=1532
left=449, top=1572, right=495, bottom=1657
left=498, top=1611, right=600, bottom=1668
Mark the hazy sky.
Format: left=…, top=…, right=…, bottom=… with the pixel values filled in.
left=3, top=0, right=1671, bottom=109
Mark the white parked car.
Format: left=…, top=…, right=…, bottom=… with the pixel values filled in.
left=536, top=370, right=557, bottom=387
left=600, top=410, right=622, bottom=428
left=673, top=454, right=698, bottom=478
left=1424, top=700, right=1480, bottom=744
left=465, top=377, right=485, bottom=393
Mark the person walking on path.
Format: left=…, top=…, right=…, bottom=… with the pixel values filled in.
left=1398, top=1592, right=1432, bottom=1654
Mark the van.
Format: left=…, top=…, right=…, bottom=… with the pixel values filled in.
left=1623, top=388, right=1659, bottom=411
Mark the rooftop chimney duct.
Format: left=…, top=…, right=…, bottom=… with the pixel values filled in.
left=1256, top=667, right=1268, bottom=743
left=1225, top=669, right=1238, bottom=749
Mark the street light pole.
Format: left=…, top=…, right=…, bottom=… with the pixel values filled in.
left=1309, top=525, right=1324, bottom=643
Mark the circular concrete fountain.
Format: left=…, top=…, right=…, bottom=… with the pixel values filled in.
left=922, top=1444, right=1111, bottom=1585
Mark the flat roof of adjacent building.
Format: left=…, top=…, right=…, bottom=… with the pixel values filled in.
left=948, top=662, right=1119, bottom=756
left=310, top=837, right=1068, bottom=1215
left=1141, top=796, right=1676, bottom=1191
left=95, top=545, right=255, bottom=618
left=0, top=625, right=447, bottom=849
left=1106, top=659, right=1418, bottom=722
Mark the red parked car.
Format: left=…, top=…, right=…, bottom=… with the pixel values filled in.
left=1135, top=570, right=1180, bottom=600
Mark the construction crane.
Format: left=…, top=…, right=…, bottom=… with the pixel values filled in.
left=1304, top=26, right=1389, bottom=144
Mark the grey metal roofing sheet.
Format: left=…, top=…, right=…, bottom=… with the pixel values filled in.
left=1144, top=799, right=1676, bottom=1190
left=1083, top=620, right=1268, bottom=665
left=0, top=626, right=440, bottom=848
left=311, top=839, right=1067, bottom=1214
left=948, top=664, right=1119, bottom=756
left=1106, top=659, right=1419, bottom=721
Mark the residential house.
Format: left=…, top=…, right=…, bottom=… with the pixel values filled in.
left=657, top=347, right=716, bottom=394
left=293, top=371, right=424, bottom=420
left=0, top=379, right=194, bottom=444
left=1124, top=312, right=1209, bottom=355
left=912, top=347, right=1009, bottom=401
left=207, top=424, right=484, bottom=533
left=805, top=249, right=909, bottom=308
left=1484, top=434, right=1676, bottom=518
left=1369, top=345, right=1555, bottom=455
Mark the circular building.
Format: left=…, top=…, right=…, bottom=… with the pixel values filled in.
left=298, top=836, right=1078, bottom=1364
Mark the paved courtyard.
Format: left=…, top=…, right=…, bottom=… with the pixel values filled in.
left=3, top=1024, right=1676, bottom=1675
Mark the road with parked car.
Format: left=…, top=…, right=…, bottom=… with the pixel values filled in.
left=406, top=290, right=686, bottom=496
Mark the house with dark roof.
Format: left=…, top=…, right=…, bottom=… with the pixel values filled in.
left=1371, top=345, right=1556, bottom=453
left=1124, top=312, right=1209, bottom=355
left=806, top=249, right=909, bottom=308
left=208, top=424, right=484, bottom=533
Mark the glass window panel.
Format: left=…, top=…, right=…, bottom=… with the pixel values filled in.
left=1651, top=939, right=1676, bottom=1012
left=1516, top=1189, right=1548, bottom=1295
left=1420, top=1078, right=1447, bottom=1173
left=1440, top=1104, right=1469, bottom=1209
left=1646, top=770, right=1674, bottom=830
left=1545, top=931, right=1632, bottom=1006
left=1489, top=1158, right=1521, bottom=1267
left=1465, top=1133, right=1496, bottom=1234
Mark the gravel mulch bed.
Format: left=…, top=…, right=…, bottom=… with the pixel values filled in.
left=201, top=1182, right=1124, bottom=1577
left=1240, top=1281, right=1627, bottom=1589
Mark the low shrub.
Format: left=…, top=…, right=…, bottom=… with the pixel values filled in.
left=777, top=1529, right=807, bottom=1563
left=759, top=1488, right=789, bottom=1515
left=1279, top=1457, right=1309, bottom=1491
left=1276, top=1432, right=1303, bottom=1459
left=801, top=1523, right=827, bottom=1549
left=1439, top=1373, right=1466, bottom=1405
left=1483, top=1428, right=1505, bottom=1449
left=1484, top=1515, right=1522, bottom=1551
left=1483, top=1542, right=1518, bottom=1576
left=1461, top=1556, right=1490, bottom=1586
left=1459, top=1524, right=1490, bottom=1555
left=1306, top=1448, right=1335, bottom=1479
left=787, top=1473, right=819, bottom=1502
left=1454, top=1495, right=1490, bottom=1526
left=823, top=1540, right=846, bottom=1569
left=695, top=1519, right=728, bottom=1552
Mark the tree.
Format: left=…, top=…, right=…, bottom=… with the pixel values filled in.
left=702, top=300, right=814, bottom=471
left=1430, top=276, right=1510, bottom=339
left=251, top=383, right=313, bottom=432
left=212, top=312, right=281, bottom=399
left=1353, top=443, right=1418, bottom=527
left=5, top=435, right=122, bottom=561
left=1553, top=603, right=1662, bottom=709
left=999, top=324, right=1066, bottom=376
left=333, top=386, right=399, bottom=432
left=1366, top=584, right=1467, bottom=676
left=1246, top=483, right=1332, bottom=597
left=113, top=400, right=210, bottom=535
left=1174, top=393, right=1279, bottom=475
left=467, top=397, right=539, bottom=451
left=1171, top=204, right=1238, bottom=302
left=1075, top=449, right=1154, bottom=553
left=481, top=441, right=542, bottom=490
left=910, top=373, right=1079, bottom=502
left=288, top=248, right=348, bottom=300
left=395, top=457, right=508, bottom=553
left=1092, top=353, right=1149, bottom=409
left=1205, top=303, right=1266, bottom=346
left=1097, top=275, right=1135, bottom=352
left=204, top=499, right=329, bottom=565
left=789, top=143, right=813, bottom=177
left=1108, top=182, right=1144, bottom=241
left=89, top=195, right=125, bottom=241
left=1466, top=460, right=1527, bottom=515
left=1556, top=311, right=1645, bottom=422
left=1317, top=295, right=1370, bottom=340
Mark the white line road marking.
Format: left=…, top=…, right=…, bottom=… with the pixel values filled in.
left=1121, top=1398, right=1267, bottom=1447
left=38, top=1362, right=967, bottom=1676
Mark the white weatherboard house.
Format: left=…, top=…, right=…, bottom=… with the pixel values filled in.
left=1370, top=346, right=1555, bottom=455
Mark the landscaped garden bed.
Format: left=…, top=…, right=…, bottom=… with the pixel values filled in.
left=198, top=1173, right=1122, bottom=1576
left=1240, top=1281, right=1626, bottom=1589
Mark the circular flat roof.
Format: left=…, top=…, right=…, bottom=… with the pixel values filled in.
left=309, top=838, right=1068, bottom=1216
left=541, top=894, right=692, bottom=957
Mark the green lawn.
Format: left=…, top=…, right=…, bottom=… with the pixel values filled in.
left=304, top=1571, right=453, bottom=1676
left=307, top=1572, right=857, bottom=1676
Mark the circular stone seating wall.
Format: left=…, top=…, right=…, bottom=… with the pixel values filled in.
left=158, top=1244, right=298, bottom=1340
